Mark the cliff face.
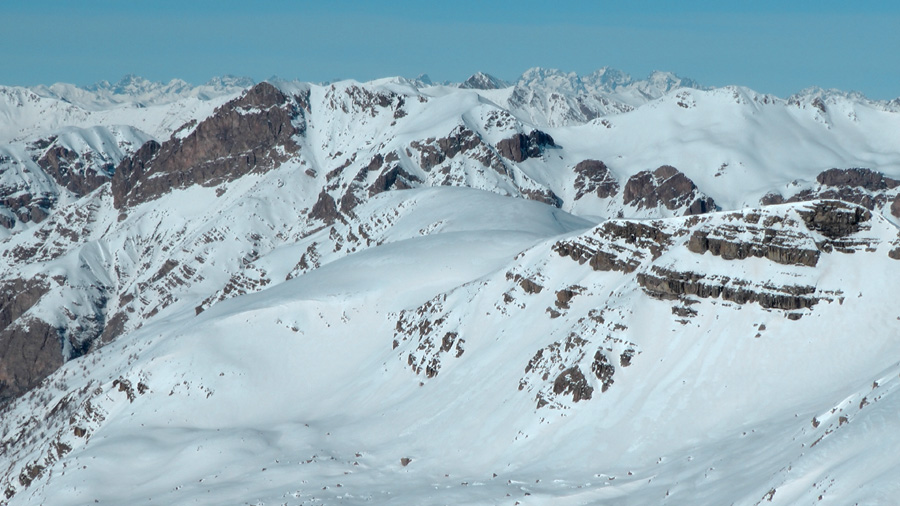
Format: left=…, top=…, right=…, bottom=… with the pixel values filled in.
left=112, top=82, right=306, bottom=209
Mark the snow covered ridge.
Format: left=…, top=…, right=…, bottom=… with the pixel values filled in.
left=0, top=71, right=899, bottom=504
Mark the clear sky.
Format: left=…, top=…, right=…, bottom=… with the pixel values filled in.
left=2, top=1, right=898, bottom=99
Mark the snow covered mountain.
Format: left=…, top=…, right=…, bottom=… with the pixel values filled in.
left=1, top=69, right=900, bottom=505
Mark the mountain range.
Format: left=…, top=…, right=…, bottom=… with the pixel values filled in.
left=1, top=68, right=899, bottom=505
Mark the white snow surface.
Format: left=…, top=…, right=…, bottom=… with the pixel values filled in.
left=0, top=70, right=899, bottom=505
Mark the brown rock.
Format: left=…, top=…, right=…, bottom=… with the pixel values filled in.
left=623, top=165, right=715, bottom=215
left=0, top=318, right=63, bottom=404
left=310, top=190, right=340, bottom=224
left=496, top=130, right=556, bottom=162
left=797, top=201, right=871, bottom=239
left=573, top=159, right=619, bottom=200
left=552, top=366, right=593, bottom=402
left=636, top=266, right=821, bottom=311
left=37, top=144, right=113, bottom=197
left=817, top=168, right=900, bottom=191
left=112, top=82, right=303, bottom=208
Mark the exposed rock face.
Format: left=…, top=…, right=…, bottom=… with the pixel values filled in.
left=310, top=190, right=340, bottom=225
left=109, top=140, right=161, bottom=207
left=392, top=294, right=465, bottom=380
left=817, top=168, right=900, bottom=192
left=553, top=367, right=593, bottom=402
left=763, top=168, right=900, bottom=215
left=0, top=279, right=55, bottom=403
left=573, top=159, right=619, bottom=200
left=623, top=165, right=715, bottom=215
left=368, top=165, right=421, bottom=196
left=686, top=212, right=820, bottom=267
left=553, top=220, right=672, bottom=273
left=112, top=82, right=304, bottom=208
left=330, top=84, right=405, bottom=118
left=0, top=192, right=55, bottom=227
left=496, top=130, right=556, bottom=162
left=797, top=200, right=871, bottom=239
left=591, top=351, right=615, bottom=393
left=636, top=266, right=824, bottom=311
left=408, top=128, right=481, bottom=172
left=37, top=144, right=113, bottom=197
left=688, top=228, right=820, bottom=266
left=408, top=126, right=507, bottom=175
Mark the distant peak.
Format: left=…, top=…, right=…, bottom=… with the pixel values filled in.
left=459, top=72, right=508, bottom=90
left=204, top=75, right=255, bottom=88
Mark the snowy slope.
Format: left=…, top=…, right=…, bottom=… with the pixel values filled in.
left=0, top=69, right=899, bottom=505
left=3, top=197, right=900, bottom=505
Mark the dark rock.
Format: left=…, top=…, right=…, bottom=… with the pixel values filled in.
left=310, top=190, right=340, bottom=224
left=37, top=144, right=113, bottom=197
left=552, top=366, right=593, bottom=402
left=555, top=289, right=578, bottom=309
left=797, top=201, right=871, bottom=239
left=573, top=160, right=619, bottom=200
left=518, top=278, right=543, bottom=294
left=637, top=266, right=821, bottom=311
left=0, top=318, right=62, bottom=405
left=409, top=127, right=486, bottom=172
left=760, top=192, right=785, bottom=206
left=496, top=130, right=556, bottom=162
left=892, top=194, right=900, bottom=218
left=686, top=228, right=820, bottom=267
left=112, top=82, right=303, bottom=208
left=591, top=351, right=615, bottom=392
left=519, top=188, right=562, bottom=208
left=623, top=165, right=716, bottom=215
left=553, top=220, right=672, bottom=273
left=817, top=168, right=900, bottom=192
left=368, top=166, right=421, bottom=196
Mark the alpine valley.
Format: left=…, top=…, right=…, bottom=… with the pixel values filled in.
left=1, top=69, right=900, bottom=505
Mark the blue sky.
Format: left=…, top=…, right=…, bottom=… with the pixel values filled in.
left=3, top=1, right=898, bottom=99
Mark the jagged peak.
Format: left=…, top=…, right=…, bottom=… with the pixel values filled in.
left=459, top=72, right=509, bottom=90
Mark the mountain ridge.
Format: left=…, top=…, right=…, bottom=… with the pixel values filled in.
left=0, top=68, right=899, bottom=505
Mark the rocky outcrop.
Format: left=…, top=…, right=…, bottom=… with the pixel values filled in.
left=553, top=220, right=672, bottom=273
left=37, top=145, right=113, bottom=197
left=637, top=266, right=823, bottom=311
left=686, top=212, right=821, bottom=267
left=816, top=168, right=900, bottom=192
left=310, top=190, right=340, bottom=225
left=408, top=126, right=506, bottom=175
left=763, top=168, right=900, bottom=215
left=0, top=191, right=55, bottom=226
left=109, top=140, right=161, bottom=207
left=112, top=82, right=303, bottom=208
left=0, top=278, right=55, bottom=403
left=496, top=130, right=556, bottom=163
left=688, top=229, right=820, bottom=266
left=368, top=165, right=421, bottom=197
left=573, top=159, right=619, bottom=200
left=623, top=165, right=715, bottom=215
left=330, top=84, right=406, bottom=119
left=553, top=367, right=593, bottom=402
left=797, top=200, right=871, bottom=239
